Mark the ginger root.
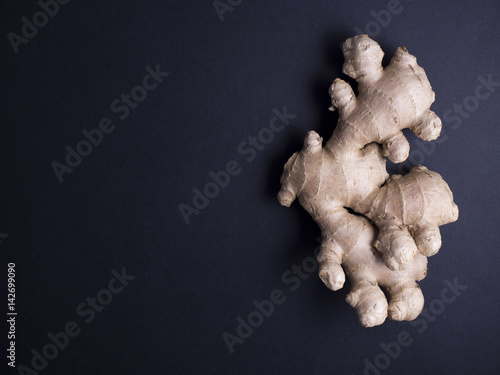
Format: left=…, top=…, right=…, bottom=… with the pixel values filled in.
left=278, top=35, right=458, bottom=327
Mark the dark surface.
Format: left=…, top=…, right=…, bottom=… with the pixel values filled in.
left=1, top=1, right=499, bottom=374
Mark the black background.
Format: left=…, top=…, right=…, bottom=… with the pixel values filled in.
left=1, top=1, right=499, bottom=374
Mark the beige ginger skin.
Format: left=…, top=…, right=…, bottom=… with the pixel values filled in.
left=278, top=35, right=458, bottom=327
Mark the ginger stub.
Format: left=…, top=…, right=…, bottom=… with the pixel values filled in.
left=278, top=35, right=458, bottom=327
